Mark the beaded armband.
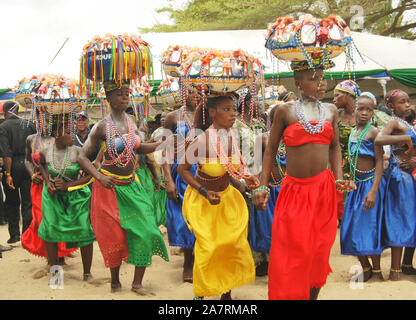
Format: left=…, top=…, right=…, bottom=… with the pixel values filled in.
left=335, top=179, right=345, bottom=192
left=254, top=185, right=270, bottom=194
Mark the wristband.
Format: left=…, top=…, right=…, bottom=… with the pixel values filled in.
left=198, top=186, right=208, bottom=197
left=254, top=185, right=270, bottom=195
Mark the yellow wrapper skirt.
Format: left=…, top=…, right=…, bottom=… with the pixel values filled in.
left=183, top=185, right=255, bottom=297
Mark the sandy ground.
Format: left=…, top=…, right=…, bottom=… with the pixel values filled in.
left=1, top=223, right=416, bottom=300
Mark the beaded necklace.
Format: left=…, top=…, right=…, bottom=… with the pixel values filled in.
left=49, top=143, right=72, bottom=180
left=269, top=171, right=283, bottom=188
left=348, top=123, right=374, bottom=182
left=392, top=115, right=416, bottom=136
left=105, top=114, right=137, bottom=168
left=269, top=139, right=286, bottom=187
left=295, top=99, right=326, bottom=134
left=390, top=115, right=415, bottom=165
left=180, top=106, right=194, bottom=132
left=208, top=126, right=248, bottom=180
left=175, top=108, right=195, bottom=157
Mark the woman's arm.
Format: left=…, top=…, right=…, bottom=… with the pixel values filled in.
left=364, top=127, right=384, bottom=210
left=260, top=107, right=285, bottom=186
left=375, top=120, right=412, bottom=147
left=78, top=121, right=117, bottom=189
left=39, top=148, right=55, bottom=196
left=177, top=136, right=203, bottom=191
left=329, top=104, right=355, bottom=191
left=160, top=121, right=178, bottom=200
left=254, top=105, right=286, bottom=210
left=177, top=134, right=220, bottom=205
left=137, top=140, right=163, bottom=155
left=328, top=105, right=343, bottom=181
left=54, top=147, right=93, bottom=191
left=24, top=135, right=43, bottom=185
left=24, top=135, right=34, bottom=176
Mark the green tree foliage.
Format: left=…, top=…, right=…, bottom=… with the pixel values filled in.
left=140, top=0, right=416, bottom=39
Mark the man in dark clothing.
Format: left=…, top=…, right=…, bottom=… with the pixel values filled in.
left=0, top=154, right=6, bottom=226
left=0, top=101, right=36, bottom=244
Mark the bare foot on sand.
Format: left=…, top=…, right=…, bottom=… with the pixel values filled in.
left=131, top=283, right=156, bottom=296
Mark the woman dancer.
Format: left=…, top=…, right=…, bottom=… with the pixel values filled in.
left=22, top=128, right=77, bottom=264
left=340, top=93, right=386, bottom=282
left=178, top=95, right=258, bottom=300
left=254, top=59, right=355, bottom=300
left=375, top=89, right=416, bottom=280
left=162, top=91, right=201, bottom=282
left=333, top=80, right=360, bottom=223
left=78, top=81, right=169, bottom=294
left=37, top=119, right=95, bottom=280
left=249, top=106, right=286, bottom=276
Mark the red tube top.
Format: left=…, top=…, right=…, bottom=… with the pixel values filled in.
left=283, top=121, right=334, bottom=147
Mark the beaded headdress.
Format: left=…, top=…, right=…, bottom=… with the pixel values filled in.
left=80, top=33, right=153, bottom=96
left=335, top=80, right=361, bottom=97
left=157, top=78, right=182, bottom=111
left=161, top=45, right=266, bottom=125
left=130, top=77, right=153, bottom=124
left=103, top=80, right=130, bottom=93
left=265, top=14, right=362, bottom=81
left=15, top=74, right=86, bottom=137
left=359, top=92, right=377, bottom=106
left=290, top=56, right=335, bottom=72
left=79, top=33, right=153, bottom=123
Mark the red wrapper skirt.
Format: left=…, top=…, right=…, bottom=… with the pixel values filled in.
left=268, top=169, right=337, bottom=300
left=21, top=182, right=78, bottom=258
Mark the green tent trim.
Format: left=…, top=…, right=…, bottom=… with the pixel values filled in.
left=388, top=69, right=416, bottom=88
left=0, top=88, right=11, bottom=95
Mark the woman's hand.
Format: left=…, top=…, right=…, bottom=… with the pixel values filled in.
left=32, top=172, right=43, bottom=185
left=166, top=180, right=179, bottom=201
left=336, top=179, right=356, bottom=192
left=46, top=181, right=56, bottom=197
left=363, top=190, right=376, bottom=210
left=403, top=135, right=414, bottom=156
left=206, top=190, right=221, bottom=205
left=152, top=176, right=160, bottom=192
left=5, top=174, right=15, bottom=190
left=254, top=190, right=269, bottom=211
left=159, top=176, right=167, bottom=190
left=98, top=174, right=117, bottom=189
left=399, top=159, right=416, bottom=172
left=243, top=175, right=260, bottom=190
left=54, top=178, right=68, bottom=191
